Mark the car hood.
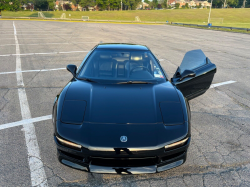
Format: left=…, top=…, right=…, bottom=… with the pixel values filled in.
left=57, top=80, right=187, bottom=149
left=63, top=80, right=181, bottom=124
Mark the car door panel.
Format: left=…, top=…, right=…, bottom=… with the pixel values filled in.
left=172, top=50, right=216, bottom=100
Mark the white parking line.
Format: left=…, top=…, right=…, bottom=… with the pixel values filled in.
left=13, top=22, right=48, bottom=187
left=0, top=37, right=94, bottom=40
left=210, top=80, right=237, bottom=88
left=0, top=115, right=52, bottom=131
left=0, top=68, right=66, bottom=75
left=0, top=50, right=89, bottom=57
left=0, top=80, right=237, bottom=132
left=0, top=42, right=97, bottom=46
left=1, top=34, right=81, bottom=35
left=0, top=31, right=76, bottom=33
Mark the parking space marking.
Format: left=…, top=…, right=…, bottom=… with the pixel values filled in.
left=0, top=37, right=94, bottom=40
left=210, top=80, right=236, bottom=88
left=0, top=50, right=89, bottom=57
left=0, top=115, right=52, bottom=131
left=0, top=42, right=97, bottom=46
left=0, top=68, right=66, bottom=75
left=13, top=22, right=48, bottom=187
left=1, top=34, right=84, bottom=36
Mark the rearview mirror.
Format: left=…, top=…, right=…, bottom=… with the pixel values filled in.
left=67, top=64, right=77, bottom=77
left=179, top=70, right=196, bottom=81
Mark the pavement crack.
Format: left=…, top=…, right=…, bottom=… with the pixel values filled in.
left=0, top=89, right=10, bottom=112
left=224, top=89, right=250, bottom=111
left=24, top=71, right=41, bottom=87
left=192, top=111, right=250, bottom=134
left=42, top=162, right=66, bottom=183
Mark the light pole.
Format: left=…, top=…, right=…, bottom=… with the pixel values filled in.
left=208, top=0, right=213, bottom=23
left=121, top=0, right=122, bottom=10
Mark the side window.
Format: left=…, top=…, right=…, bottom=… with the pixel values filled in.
left=179, top=50, right=207, bottom=74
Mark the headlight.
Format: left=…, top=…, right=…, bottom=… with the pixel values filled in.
left=165, top=137, right=189, bottom=151
left=56, top=136, right=81, bottom=150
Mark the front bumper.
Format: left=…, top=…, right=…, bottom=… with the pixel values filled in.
left=55, top=136, right=190, bottom=174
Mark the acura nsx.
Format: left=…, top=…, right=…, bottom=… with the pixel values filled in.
left=52, top=43, right=216, bottom=174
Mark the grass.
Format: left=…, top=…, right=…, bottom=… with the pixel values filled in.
left=2, top=8, right=250, bottom=28
left=177, top=24, right=250, bottom=34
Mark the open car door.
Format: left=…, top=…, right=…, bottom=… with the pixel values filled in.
left=171, top=49, right=216, bottom=100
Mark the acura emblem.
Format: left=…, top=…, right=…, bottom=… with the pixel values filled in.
left=120, top=136, right=127, bottom=142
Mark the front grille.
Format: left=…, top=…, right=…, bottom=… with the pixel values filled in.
left=91, top=157, right=157, bottom=167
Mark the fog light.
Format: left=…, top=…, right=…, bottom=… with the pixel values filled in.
left=56, top=136, right=81, bottom=150
left=165, top=137, right=189, bottom=151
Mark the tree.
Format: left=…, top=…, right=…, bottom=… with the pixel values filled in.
left=175, top=2, right=180, bottom=8
left=246, top=0, right=250, bottom=7
left=96, top=0, right=108, bottom=10
left=158, top=0, right=167, bottom=8
left=33, top=0, right=48, bottom=10
left=71, top=0, right=82, bottom=5
left=147, top=1, right=153, bottom=8
left=59, top=2, right=62, bottom=10
left=10, top=0, right=21, bottom=10
left=71, top=0, right=77, bottom=5
left=158, top=0, right=163, bottom=5
left=0, top=0, right=20, bottom=11
left=20, top=0, right=35, bottom=5
left=47, top=0, right=55, bottom=10
left=211, top=0, right=223, bottom=7
left=209, top=0, right=238, bottom=7
left=196, top=2, right=201, bottom=8
left=109, top=0, right=120, bottom=10
left=227, top=0, right=238, bottom=7
left=26, top=3, right=34, bottom=10
left=63, top=3, right=72, bottom=10
left=152, top=0, right=158, bottom=8
left=162, top=0, right=168, bottom=8
left=0, top=0, right=11, bottom=12
left=241, top=0, right=250, bottom=7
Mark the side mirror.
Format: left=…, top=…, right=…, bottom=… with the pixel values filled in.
left=179, top=70, right=196, bottom=81
left=66, top=64, right=77, bottom=77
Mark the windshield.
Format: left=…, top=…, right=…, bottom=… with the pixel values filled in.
left=77, top=49, right=166, bottom=83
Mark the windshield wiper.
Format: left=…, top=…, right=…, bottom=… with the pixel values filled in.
left=78, top=78, right=96, bottom=83
left=117, top=81, right=152, bottom=84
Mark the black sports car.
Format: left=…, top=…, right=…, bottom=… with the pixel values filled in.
left=52, top=43, right=216, bottom=174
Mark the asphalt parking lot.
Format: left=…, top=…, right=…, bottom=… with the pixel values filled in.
left=0, top=20, right=250, bottom=187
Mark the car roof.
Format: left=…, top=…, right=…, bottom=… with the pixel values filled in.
left=96, top=43, right=149, bottom=51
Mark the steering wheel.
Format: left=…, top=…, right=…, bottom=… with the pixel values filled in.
left=129, top=66, right=150, bottom=75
